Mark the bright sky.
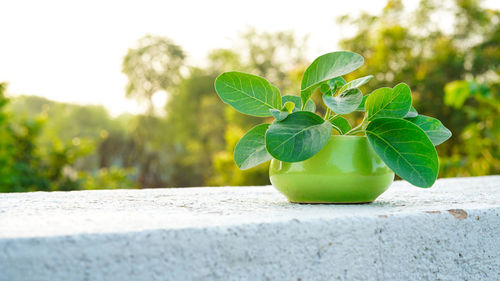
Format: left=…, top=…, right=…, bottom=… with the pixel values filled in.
left=1, top=0, right=498, bottom=115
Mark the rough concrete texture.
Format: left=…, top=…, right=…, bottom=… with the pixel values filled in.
left=0, top=176, right=499, bottom=281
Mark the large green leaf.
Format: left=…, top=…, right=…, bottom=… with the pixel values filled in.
left=329, top=115, right=351, bottom=134
left=281, top=95, right=316, bottom=112
left=234, top=124, right=272, bottom=170
left=265, top=111, right=332, bottom=162
left=365, top=83, right=412, bottom=120
left=214, top=71, right=281, bottom=117
left=338, top=75, right=373, bottom=94
left=366, top=118, right=438, bottom=188
left=406, top=115, right=452, bottom=146
left=300, top=51, right=364, bottom=105
left=323, top=88, right=363, bottom=114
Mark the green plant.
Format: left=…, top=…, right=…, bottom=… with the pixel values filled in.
left=215, top=51, right=451, bottom=188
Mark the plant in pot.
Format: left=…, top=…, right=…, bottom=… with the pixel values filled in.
left=214, top=51, right=451, bottom=203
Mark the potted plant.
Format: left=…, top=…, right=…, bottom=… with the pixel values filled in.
left=214, top=51, right=451, bottom=203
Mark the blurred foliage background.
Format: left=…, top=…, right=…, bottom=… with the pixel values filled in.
left=1, top=0, right=499, bottom=192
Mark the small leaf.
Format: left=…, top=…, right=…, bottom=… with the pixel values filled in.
left=323, top=88, right=363, bottom=114
left=406, top=115, right=452, bottom=146
left=365, top=83, right=412, bottom=120
left=282, top=95, right=301, bottom=110
left=405, top=106, right=418, bottom=118
left=301, top=51, right=364, bottom=105
left=319, top=77, right=347, bottom=100
left=215, top=71, right=281, bottom=117
left=281, top=95, right=316, bottom=112
left=270, top=109, right=289, bottom=121
left=366, top=118, right=438, bottom=187
left=265, top=111, right=332, bottom=162
left=283, top=101, right=295, bottom=113
left=234, top=124, right=272, bottom=170
left=321, top=77, right=347, bottom=94
left=320, top=83, right=331, bottom=94
left=329, top=115, right=351, bottom=134
left=356, top=94, right=370, bottom=111
left=338, top=75, right=373, bottom=94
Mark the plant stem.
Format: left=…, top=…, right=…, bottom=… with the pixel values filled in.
left=324, top=108, right=331, bottom=120
left=347, top=129, right=366, bottom=136
left=346, top=115, right=368, bottom=135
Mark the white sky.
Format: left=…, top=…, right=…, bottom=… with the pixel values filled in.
left=1, top=0, right=498, bottom=115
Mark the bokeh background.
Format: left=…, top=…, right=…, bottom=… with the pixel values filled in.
left=1, top=0, right=499, bottom=192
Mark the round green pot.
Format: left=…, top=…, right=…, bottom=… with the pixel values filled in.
left=269, top=135, right=394, bottom=204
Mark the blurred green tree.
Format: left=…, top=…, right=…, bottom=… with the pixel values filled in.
left=0, top=84, right=88, bottom=191
left=10, top=95, right=127, bottom=174
left=443, top=80, right=500, bottom=176
left=122, top=35, right=185, bottom=112
left=120, top=35, right=188, bottom=187
left=80, top=167, right=137, bottom=190
left=3, top=85, right=137, bottom=192
left=0, top=83, right=50, bottom=191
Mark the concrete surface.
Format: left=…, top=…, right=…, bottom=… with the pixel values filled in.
left=0, top=176, right=499, bottom=281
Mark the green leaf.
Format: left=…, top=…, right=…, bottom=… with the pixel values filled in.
left=234, top=124, right=272, bottom=170
left=281, top=95, right=316, bottom=112
left=270, top=101, right=296, bottom=121
left=282, top=95, right=301, bottom=110
left=365, top=83, right=412, bottom=120
left=320, top=77, right=347, bottom=94
left=329, top=115, right=351, bottom=134
left=406, top=115, right=452, bottom=146
left=323, top=88, right=363, bottom=114
left=270, top=109, right=289, bottom=121
left=300, top=51, right=364, bottom=105
left=304, top=100, right=316, bottom=112
left=405, top=106, right=418, bottom=118
left=366, top=118, right=438, bottom=188
left=338, top=75, right=373, bottom=94
left=283, top=101, right=295, bottom=113
left=356, top=94, right=369, bottom=111
left=214, top=71, right=281, bottom=117
left=265, top=111, right=332, bottom=162
left=320, top=83, right=330, bottom=94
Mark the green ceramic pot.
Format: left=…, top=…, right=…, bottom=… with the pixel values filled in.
left=269, top=135, right=394, bottom=204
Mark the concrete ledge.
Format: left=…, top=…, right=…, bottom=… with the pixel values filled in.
left=1, top=176, right=500, bottom=281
